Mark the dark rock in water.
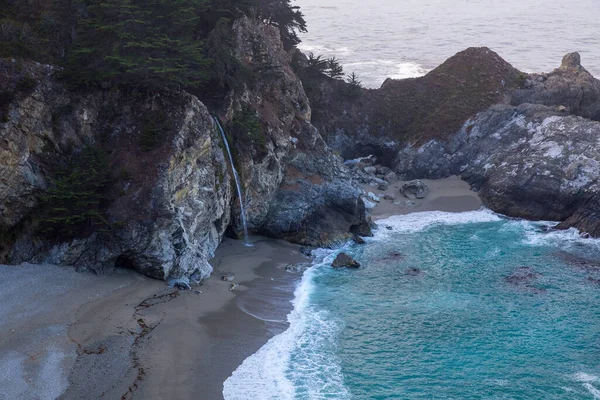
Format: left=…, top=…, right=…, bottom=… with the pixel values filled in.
left=378, top=251, right=405, bottom=262
left=405, top=267, right=422, bottom=276
left=505, top=266, right=540, bottom=285
left=587, top=277, right=600, bottom=285
left=555, top=251, right=600, bottom=271
left=402, top=180, right=429, bottom=199
left=353, top=235, right=366, bottom=245
left=221, top=273, right=235, bottom=282
left=383, top=194, right=396, bottom=201
left=300, top=246, right=313, bottom=257
left=332, top=253, right=361, bottom=269
left=386, top=226, right=393, bottom=230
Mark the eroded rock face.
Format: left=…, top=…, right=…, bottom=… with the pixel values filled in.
left=0, top=17, right=371, bottom=280
left=511, top=52, right=600, bottom=121
left=300, top=47, right=523, bottom=164
left=222, top=17, right=371, bottom=246
left=1, top=61, right=232, bottom=282
left=396, top=102, right=600, bottom=233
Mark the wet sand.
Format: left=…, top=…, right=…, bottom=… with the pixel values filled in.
left=0, top=176, right=482, bottom=400
left=0, top=236, right=306, bottom=400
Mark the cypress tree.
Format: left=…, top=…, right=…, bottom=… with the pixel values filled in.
left=67, top=0, right=213, bottom=89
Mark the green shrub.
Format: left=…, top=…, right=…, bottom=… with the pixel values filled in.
left=230, top=107, right=266, bottom=148
left=39, top=146, right=112, bottom=239
left=139, top=112, right=168, bottom=151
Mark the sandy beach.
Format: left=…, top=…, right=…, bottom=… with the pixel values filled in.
left=0, top=176, right=480, bottom=400
left=364, top=176, right=482, bottom=220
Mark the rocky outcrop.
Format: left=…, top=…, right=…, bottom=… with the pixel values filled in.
left=1, top=61, right=232, bottom=282
left=301, top=47, right=600, bottom=237
left=395, top=101, right=600, bottom=232
left=0, top=17, right=370, bottom=281
left=511, top=52, right=600, bottom=121
left=402, top=180, right=429, bottom=200
left=299, top=47, right=523, bottom=164
left=221, top=17, right=371, bottom=246
left=332, top=252, right=361, bottom=268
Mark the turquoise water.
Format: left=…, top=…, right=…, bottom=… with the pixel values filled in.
left=224, top=211, right=600, bottom=399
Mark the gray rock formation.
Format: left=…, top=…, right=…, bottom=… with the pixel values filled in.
left=402, top=180, right=429, bottom=199
left=332, top=252, right=361, bottom=268
left=395, top=102, right=600, bottom=232
left=303, top=47, right=600, bottom=238
left=0, top=17, right=371, bottom=281
left=2, top=69, right=232, bottom=282
left=221, top=17, right=371, bottom=247
left=511, top=52, right=600, bottom=121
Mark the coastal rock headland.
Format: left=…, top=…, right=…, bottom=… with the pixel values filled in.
left=302, top=48, right=600, bottom=237
left=2, top=15, right=600, bottom=282
left=0, top=17, right=370, bottom=282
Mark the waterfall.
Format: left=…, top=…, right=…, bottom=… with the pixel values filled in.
left=213, top=117, right=251, bottom=246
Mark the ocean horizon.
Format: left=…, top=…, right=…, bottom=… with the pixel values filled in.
left=296, top=0, right=600, bottom=87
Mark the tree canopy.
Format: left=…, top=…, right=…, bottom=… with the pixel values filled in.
left=0, top=0, right=308, bottom=91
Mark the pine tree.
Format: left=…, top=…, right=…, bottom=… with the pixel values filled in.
left=347, top=72, right=362, bottom=88
left=256, top=0, right=307, bottom=49
left=327, top=56, right=344, bottom=79
left=306, top=52, right=328, bottom=73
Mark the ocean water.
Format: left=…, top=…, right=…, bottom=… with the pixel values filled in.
left=224, top=210, right=600, bottom=399
left=296, top=0, right=600, bottom=87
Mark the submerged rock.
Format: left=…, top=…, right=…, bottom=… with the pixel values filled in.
left=405, top=267, right=422, bottom=276
left=332, top=253, right=361, bottom=269
left=221, top=273, right=235, bottom=282
left=504, top=267, right=540, bottom=285
left=555, top=251, right=600, bottom=272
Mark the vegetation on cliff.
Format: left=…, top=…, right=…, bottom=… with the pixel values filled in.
left=0, top=0, right=306, bottom=90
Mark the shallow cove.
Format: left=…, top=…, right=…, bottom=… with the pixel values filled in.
left=224, top=210, right=600, bottom=399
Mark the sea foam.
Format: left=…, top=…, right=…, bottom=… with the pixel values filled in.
left=223, top=249, right=350, bottom=400
left=376, top=209, right=502, bottom=235
left=224, top=210, right=512, bottom=399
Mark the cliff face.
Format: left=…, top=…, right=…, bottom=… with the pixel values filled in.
left=1, top=61, right=232, bottom=282
left=300, top=47, right=523, bottom=164
left=0, top=17, right=370, bottom=282
left=221, top=17, right=371, bottom=246
left=304, top=49, right=600, bottom=237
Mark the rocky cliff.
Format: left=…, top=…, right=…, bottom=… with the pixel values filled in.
left=303, top=49, right=600, bottom=237
left=0, top=17, right=370, bottom=283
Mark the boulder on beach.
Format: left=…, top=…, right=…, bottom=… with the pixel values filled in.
left=402, top=180, right=429, bottom=199
left=332, top=253, right=361, bottom=268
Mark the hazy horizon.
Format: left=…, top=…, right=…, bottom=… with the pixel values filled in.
left=296, top=0, right=600, bottom=87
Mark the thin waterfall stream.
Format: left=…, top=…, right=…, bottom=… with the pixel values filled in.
left=213, top=117, right=251, bottom=246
